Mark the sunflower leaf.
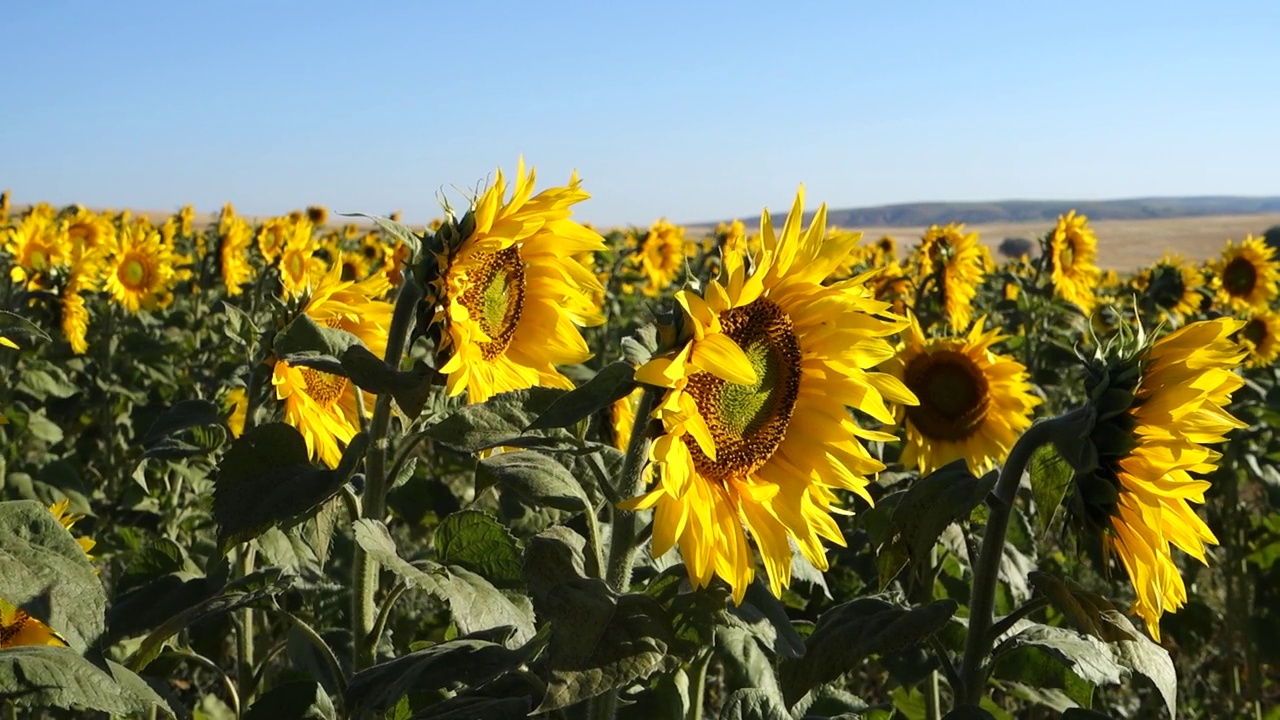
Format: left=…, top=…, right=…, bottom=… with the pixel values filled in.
left=889, top=461, right=995, bottom=565
left=338, top=212, right=422, bottom=258
left=0, top=499, right=106, bottom=651
left=476, top=451, right=591, bottom=514
left=274, top=313, right=365, bottom=362
left=340, top=344, right=433, bottom=419
left=141, top=399, right=227, bottom=459
left=213, top=423, right=367, bottom=552
left=778, top=596, right=958, bottom=709
left=721, top=688, right=791, bottom=720
left=435, top=510, right=524, bottom=587
left=0, top=310, right=52, bottom=344
left=0, top=647, right=170, bottom=717
left=243, top=679, right=336, bottom=720
left=424, top=387, right=572, bottom=453
left=1029, top=443, right=1074, bottom=540
left=991, top=622, right=1127, bottom=708
left=526, top=361, right=636, bottom=431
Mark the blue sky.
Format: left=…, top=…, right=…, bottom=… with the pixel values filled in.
left=5, top=1, right=1279, bottom=226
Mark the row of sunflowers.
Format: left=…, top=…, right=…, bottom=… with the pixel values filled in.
left=1, top=167, right=1278, bottom=718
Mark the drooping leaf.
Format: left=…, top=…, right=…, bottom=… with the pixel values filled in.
left=338, top=212, right=423, bottom=258
left=411, top=695, right=534, bottom=719
left=243, top=679, right=336, bottom=720
left=992, top=622, right=1126, bottom=709
left=352, top=520, right=536, bottom=645
left=1029, top=442, right=1074, bottom=539
left=435, top=510, right=523, bottom=587
left=475, top=451, right=590, bottom=513
left=141, top=399, right=228, bottom=459
left=340, top=344, right=433, bottom=419
left=521, top=526, right=588, bottom=606
left=344, top=636, right=527, bottom=717
left=526, top=361, right=637, bottom=431
left=0, top=648, right=170, bottom=717
left=891, top=461, right=996, bottom=564
left=423, top=388, right=571, bottom=453
left=14, top=366, right=79, bottom=401
left=0, top=500, right=106, bottom=651
left=723, top=582, right=806, bottom=659
left=273, top=313, right=364, bottom=365
left=0, top=310, right=52, bottom=344
left=779, top=596, right=958, bottom=708
left=213, top=423, right=367, bottom=552
left=722, top=688, right=791, bottom=720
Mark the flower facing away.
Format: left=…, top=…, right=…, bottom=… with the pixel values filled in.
left=625, top=188, right=918, bottom=602
left=103, top=222, right=178, bottom=313
left=272, top=266, right=393, bottom=467
left=1238, top=311, right=1280, bottom=368
left=1047, top=211, right=1102, bottom=314
left=610, top=387, right=644, bottom=452
left=1212, top=235, right=1279, bottom=314
left=436, top=160, right=607, bottom=404
left=637, top=219, right=689, bottom=296
left=220, top=215, right=256, bottom=296
left=912, top=223, right=986, bottom=332
left=1073, top=318, right=1246, bottom=638
left=1135, top=253, right=1203, bottom=324
left=0, top=597, right=67, bottom=649
left=884, top=315, right=1040, bottom=476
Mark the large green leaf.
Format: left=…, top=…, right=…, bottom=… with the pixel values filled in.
left=141, top=399, right=227, bottom=459
left=344, top=635, right=527, bottom=717
left=890, top=461, right=996, bottom=564
left=213, top=423, right=366, bottom=552
left=434, top=510, right=524, bottom=587
left=1028, top=442, right=1074, bottom=539
left=475, top=451, right=591, bottom=513
left=779, top=596, right=958, bottom=708
left=521, top=526, right=588, bottom=605
left=526, top=361, right=637, bottom=431
left=722, top=688, right=790, bottom=720
left=273, top=313, right=364, bottom=366
left=722, top=582, right=806, bottom=659
left=352, top=520, right=536, bottom=646
left=0, top=647, right=170, bottom=717
left=0, top=500, right=105, bottom=651
left=422, top=388, right=571, bottom=453
left=992, top=622, right=1126, bottom=709
left=243, top=679, right=335, bottom=720
left=339, top=344, right=433, bottom=419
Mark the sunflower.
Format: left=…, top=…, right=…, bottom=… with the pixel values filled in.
left=874, top=235, right=897, bottom=264
left=1134, top=253, right=1203, bottom=324
left=48, top=499, right=96, bottom=561
left=272, top=266, right=393, bottom=467
left=384, top=239, right=411, bottom=287
left=61, top=292, right=91, bottom=355
left=435, top=160, right=606, bottom=404
left=1212, top=235, right=1279, bottom=313
left=873, top=261, right=914, bottom=318
left=223, top=387, right=249, bottom=438
left=179, top=204, right=196, bottom=236
left=276, top=219, right=328, bottom=299
left=912, top=223, right=986, bottom=331
left=884, top=315, right=1040, bottom=476
left=1074, top=318, right=1246, bottom=638
left=1047, top=210, right=1102, bottom=314
left=62, top=207, right=115, bottom=258
left=625, top=188, right=918, bottom=602
left=307, top=205, right=329, bottom=226
left=637, top=219, right=689, bottom=296
left=339, top=250, right=372, bottom=282
left=218, top=216, right=255, bottom=296
left=1237, top=311, right=1280, bottom=368
left=257, top=216, right=291, bottom=264
left=0, top=597, right=66, bottom=649
left=103, top=222, right=177, bottom=313
left=610, top=387, right=644, bottom=451
left=5, top=208, right=64, bottom=285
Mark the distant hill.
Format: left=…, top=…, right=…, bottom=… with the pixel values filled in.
left=720, top=196, right=1280, bottom=229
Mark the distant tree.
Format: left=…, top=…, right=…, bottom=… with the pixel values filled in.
left=998, top=237, right=1034, bottom=259
left=1265, top=225, right=1280, bottom=252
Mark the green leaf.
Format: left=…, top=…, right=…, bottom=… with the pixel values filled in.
left=941, top=706, right=998, bottom=720
left=423, top=387, right=571, bottom=453
left=1097, top=610, right=1176, bottom=719
left=435, top=510, right=524, bottom=586
left=14, top=366, right=79, bottom=401
left=722, top=688, right=790, bottom=720
left=0, top=648, right=170, bottom=716
left=1029, top=442, right=1074, bottom=539
left=779, top=596, right=958, bottom=708
left=536, top=580, right=679, bottom=712
left=339, top=212, right=423, bottom=258
left=273, top=313, right=364, bottom=363
left=992, top=623, right=1125, bottom=708
left=526, top=361, right=636, bottom=431
left=126, top=567, right=295, bottom=671
left=243, top=679, right=335, bottom=720
left=0, top=310, right=51, bottom=344
left=339, top=344, right=433, bottom=418
left=0, top=500, right=105, bottom=651
left=141, top=399, right=227, bottom=459
left=716, top=626, right=784, bottom=707
left=722, top=581, right=805, bottom=659
left=352, top=519, right=536, bottom=645
left=890, top=461, right=996, bottom=564
left=213, top=423, right=367, bottom=552
left=411, top=695, right=534, bottom=719
left=621, top=325, right=659, bottom=366
left=521, top=526, right=588, bottom=605
left=344, top=635, right=527, bottom=717
left=476, top=451, right=590, bottom=513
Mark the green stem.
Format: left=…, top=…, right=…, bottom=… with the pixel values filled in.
left=170, top=647, right=241, bottom=719
left=958, top=418, right=1059, bottom=706
left=235, top=546, right=256, bottom=708
left=268, top=608, right=348, bottom=719
left=352, top=275, right=422, bottom=670
left=602, top=386, right=662, bottom=594
left=686, top=649, right=713, bottom=720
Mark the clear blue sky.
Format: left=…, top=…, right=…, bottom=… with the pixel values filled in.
left=6, top=1, right=1279, bottom=226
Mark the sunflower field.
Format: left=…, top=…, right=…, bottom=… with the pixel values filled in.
left=2, top=165, right=1280, bottom=720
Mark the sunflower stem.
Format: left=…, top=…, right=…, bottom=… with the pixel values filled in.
left=352, top=274, right=422, bottom=671
left=235, top=545, right=256, bottom=709
left=602, top=385, right=662, bottom=594
left=958, top=417, right=1060, bottom=707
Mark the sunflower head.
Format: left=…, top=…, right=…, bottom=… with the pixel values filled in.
left=1237, top=311, right=1280, bottom=368
left=104, top=222, right=177, bottom=313
left=220, top=216, right=256, bottom=296
left=0, top=597, right=67, bottom=649
left=1135, top=253, right=1203, bottom=324
left=1070, top=318, right=1247, bottom=638
left=911, top=223, right=986, bottom=331
left=434, top=160, right=606, bottom=404
left=1046, top=210, right=1102, bottom=314
left=635, top=219, right=690, bottom=297
left=276, top=219, right=328, bottom=299
left=48, top=499, right=96, bottom=562
left=626, top=187, right=918, bottom=602
left=1212, top=235, right=1279, bottom=313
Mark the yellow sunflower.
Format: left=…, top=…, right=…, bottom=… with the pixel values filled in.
left=637, top=219, right=689, bottom=296
left=1238, top=311, right=1280, bottom=368
left=1212, top=235, right=1279, bottom=313
left=0, top=597, right=67, bottom=649
left=257, top=216, right=292, bottom=264
left=1047, top=210, right=1102, bottom=314
left=436, top=160, right=606, bottom=404
left=1074, top=318, right=1246, bottom=638
left=61, top=292, right=91, bottom=355
left=272, top=266, right=393, bottom=468
left=48, top=499, right=96, bottom=562
left=103, top=222, right=177, bottom=313
left=276, top=219, right=328, bottom=299
left=339, top=250, right=372, bottom=282
left=1135, top=253, right=1203, bottom=324
left=610, top=387, right=644, bottom=451
left=884, top=315, right=1040, bottom=476
left=220, top=216, right=255, bottom=296
left=384, top=239, right=411, bottom=287
left=5, top=208, right=64, bottom=285
left=62, top=207, right=115, bottom=258
left=625, top=188, right=918, bottom=602
left=913, top=223, right=986, bottom=331
left=179, top=204, right=196, bottom=236
left=223, top=387, right=249, bottom=438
